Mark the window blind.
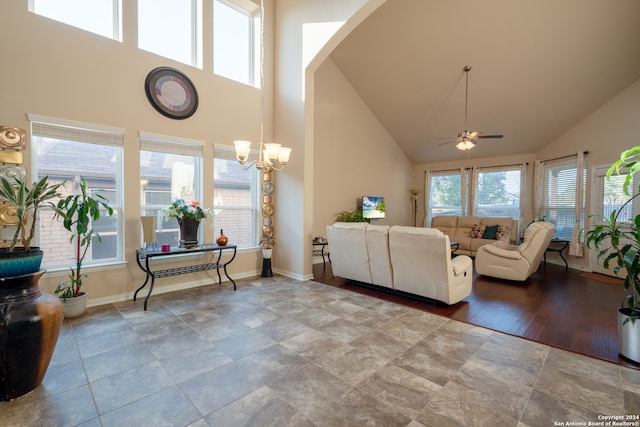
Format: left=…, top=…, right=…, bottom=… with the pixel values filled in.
left=139, top=131, right=203, bottom=156
left=28, top=114, right=124, bottom=146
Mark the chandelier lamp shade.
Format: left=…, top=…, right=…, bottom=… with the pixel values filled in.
left=232, top=0, right=292, bottom=172
left=233, top=139, right=292, bottom=171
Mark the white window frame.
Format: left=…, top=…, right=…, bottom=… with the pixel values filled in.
left=28, top=0, right=122, bottom=41
left=427, top=171, right=463, bottom=224
left=137, top=0, right=202, bottom=67
left=29, top=113, right=125, bottom=270
left=472, top=166, right=523, bottom=221
left=213, top=0, right=260, bottom=87
left=213, top=144, right=260, bottom=249
left=542, top=159, right=586, bottom=240
left=139, top=131, right=205, bottom=246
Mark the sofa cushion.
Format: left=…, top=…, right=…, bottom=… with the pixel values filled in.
left=366, top=225, right=393, bottom=289
left=470, top=224, right=485, bottom=238
left=455, top=216, right=482, bottom=238
left=430, top=216, right=457, bottom=237
left=496, top=225, right=509, bottom=241
left=482, top=224, right=499, bottom=239
left=480, top=217, right=517, bottom=243
left=431, top=215, right=519, bottom=255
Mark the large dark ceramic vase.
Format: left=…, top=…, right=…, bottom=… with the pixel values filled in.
left=0, top=270, right=64, bottom=401
left=178, top=218, right=200, bottom=248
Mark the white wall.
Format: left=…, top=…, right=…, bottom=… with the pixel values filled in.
left=0, top=1, right=265, bottom=303
left=313, top=58, right=412, bottom=235
left=273, top=0, right=377, bottom=279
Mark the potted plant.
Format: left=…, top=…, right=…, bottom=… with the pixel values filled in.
left=157, top=199, right=214, bottom=248
left=586, top=146, right=640, bottom=363
left=53, top=177, right=113, bottom=318
left=334, top=208, right=367, bottom=223
left=0, top=175, right=66, bottom=401
left=0, top=176, right=65, bottom=276
left=260, top=236, right=275, bottom=259
left=259, top=236, right=275, bottom=277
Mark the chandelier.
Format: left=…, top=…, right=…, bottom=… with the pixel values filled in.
left=232, top=0, right=291, bottom=276
left=233, top=0, right=291, bottom=171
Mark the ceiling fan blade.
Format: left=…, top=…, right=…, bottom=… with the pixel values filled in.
left=477, top=134, right=504, bottom=139
left=437, top=139, right=455, bottom=146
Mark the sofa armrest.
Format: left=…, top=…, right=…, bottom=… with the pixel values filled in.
left=492, top=240, right=519, bottom=250
left=481, top=244, right=523, bottom=260
left=451, top=255, right=472, bottom=276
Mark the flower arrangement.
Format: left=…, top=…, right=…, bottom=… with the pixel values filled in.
left=158, top=199, right=214, bottom=222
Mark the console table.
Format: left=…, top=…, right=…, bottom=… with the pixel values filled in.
left=134, top=244, right=237, bottom=310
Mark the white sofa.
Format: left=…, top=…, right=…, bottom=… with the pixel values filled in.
left=326, top=222, right=473, bottom=305
left=431, top=215, right=518, bottom=256
left=475, top=221, right=555, bottom=281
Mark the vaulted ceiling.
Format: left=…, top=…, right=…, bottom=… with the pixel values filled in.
left=329, top=0, right=640, bottom=164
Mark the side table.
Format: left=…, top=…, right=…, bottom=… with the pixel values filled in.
left=450, top=241, right=459, bottom=256
left=544, top=239, right=569, bottom=270
left=312, top=241, right=330, bottom=267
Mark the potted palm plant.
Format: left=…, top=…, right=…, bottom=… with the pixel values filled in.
left=586, top=146, right=640, bottom=363
left=53, top=177, right=113, bottom=318
left=0, top=176, right=65, bottom=276
left=0, top=175, right=66, bottom=400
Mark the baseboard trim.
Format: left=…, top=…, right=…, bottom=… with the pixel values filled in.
left=86, top=270, right=261, bottom=308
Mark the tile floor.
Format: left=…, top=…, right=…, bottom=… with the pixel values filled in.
left=2, top=276, right=640, bottom=426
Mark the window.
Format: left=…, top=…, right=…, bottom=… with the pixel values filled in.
left=138, top=0, right=201, bottom=67
left=30, top=114, right=124, bottom=268
left=428, top=172, right=462, bottom=219
left=594, top=166, right=640, bottom=223
left=214, top=0, right=259, bottom=86
left=474, top=168, right=522, bottom=220
left=140, top=132, right=204, bottom=246
left=542, top=160, right=586, bottom=240
left=29, top=0, right=121, bottom=41
left=213, top=144, right=259, bottom=248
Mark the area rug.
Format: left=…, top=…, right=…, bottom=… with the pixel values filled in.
left=580, top=272, right=625, bottom=285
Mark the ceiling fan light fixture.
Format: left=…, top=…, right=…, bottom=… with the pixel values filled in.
left=456, top=139, right=475, bottom=151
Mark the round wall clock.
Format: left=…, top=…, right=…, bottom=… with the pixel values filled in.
left=145, top=67, right=199, bottom=120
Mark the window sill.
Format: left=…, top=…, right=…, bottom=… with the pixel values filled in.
left=44, top=260, right=129, bottom=278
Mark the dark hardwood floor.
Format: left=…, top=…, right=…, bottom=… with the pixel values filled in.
left=312, top=260, right=639, bottom=369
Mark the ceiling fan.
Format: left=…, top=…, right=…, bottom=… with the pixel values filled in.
left=438, top=65, right=503, bottom=151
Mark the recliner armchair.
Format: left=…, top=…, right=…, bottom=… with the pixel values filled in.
left=475, top=221, right=556, bottom=281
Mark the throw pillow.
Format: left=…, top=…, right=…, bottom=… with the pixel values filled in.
left=496, top=225, right=510, bottom=241
left=470, top=224, right=485, bottom=238
left=482, top=224, right=499, bottom=240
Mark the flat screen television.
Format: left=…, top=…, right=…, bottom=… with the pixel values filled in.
left=362, top=196, right=385, bottom=219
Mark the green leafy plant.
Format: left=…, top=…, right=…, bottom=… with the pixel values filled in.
left=586, top=146, right=640, bottom=323
left=0, top=176, right=64, bottom=251
left=53, top=177, right=113, bottom=299
left=260, top=236, right=276, bottom=249
left=335, top=209, right=367, bottom=223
